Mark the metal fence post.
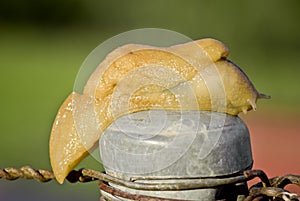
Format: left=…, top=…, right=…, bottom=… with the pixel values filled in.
left=99, top=110, right=252, bottom=200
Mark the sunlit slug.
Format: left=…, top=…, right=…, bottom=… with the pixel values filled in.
left=49, top=38, right=269, bottom=184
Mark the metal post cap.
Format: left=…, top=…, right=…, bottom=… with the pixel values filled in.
left=99, top=110, right=252, bottom=200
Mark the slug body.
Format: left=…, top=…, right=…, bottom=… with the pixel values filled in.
left=49, top=39, right=269, bottom=184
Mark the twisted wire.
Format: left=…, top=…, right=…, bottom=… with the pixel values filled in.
left=0, top=166, right=54, bottom=182
left=1, top=167, right=300, bottom=201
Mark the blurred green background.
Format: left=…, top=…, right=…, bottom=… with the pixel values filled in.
left=0, top=1, right=299, bottom=200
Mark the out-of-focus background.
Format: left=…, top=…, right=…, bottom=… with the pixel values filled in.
left=0, top=1, right=299, bottom=200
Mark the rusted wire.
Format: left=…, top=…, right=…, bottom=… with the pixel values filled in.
left=246, top=187, right=299, bottom=201
left=98, top=181, right=229, bottom=201
left=243, top=170, right=271, bottom=187
left=79, top=169, right=274, bottom=191
left=98, top=180, right=185, bottom=201
left=270, top=174, right=300, bottom=189
left=81, top=168, right=249, bottom=191
left=1, top=166, right=300, bottom=201
left=243, top=195, right=265, bottom=201
left=0, top=167, right=280, bottom=190
left=0, top=166, right=54, bottom=182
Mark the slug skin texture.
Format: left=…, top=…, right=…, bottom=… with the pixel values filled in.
left=49, top=38, right=269, bottom=184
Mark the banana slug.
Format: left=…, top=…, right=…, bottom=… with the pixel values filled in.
left=49, top=38, right=269, bottom=184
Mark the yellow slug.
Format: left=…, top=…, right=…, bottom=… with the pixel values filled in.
left=49, top=38, right=269, bottom=184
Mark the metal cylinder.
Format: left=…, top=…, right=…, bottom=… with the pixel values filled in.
left=99, top=110, right=252, bottom=200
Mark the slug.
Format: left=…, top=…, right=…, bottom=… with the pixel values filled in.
left=49, top=38, right=269, bottom=184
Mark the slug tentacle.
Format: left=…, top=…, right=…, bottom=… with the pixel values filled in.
left=258, top=93, right=271, bottom=99
left=247, top=99, right=257, bottom=111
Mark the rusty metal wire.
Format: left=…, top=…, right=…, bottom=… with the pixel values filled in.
left=0, top=166, right=54, bottom=182
left=1, top=166, right=299, bottom=201
left=81, top=168, right=250, bottom=191
left=98, top=180, right=185, bottom=201
left=247, top=187, right=298, bottom=201
left=271, top=174, right=300, bottom=189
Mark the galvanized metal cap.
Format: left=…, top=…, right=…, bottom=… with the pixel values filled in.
left=100, top=110, right=252, bottom=179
